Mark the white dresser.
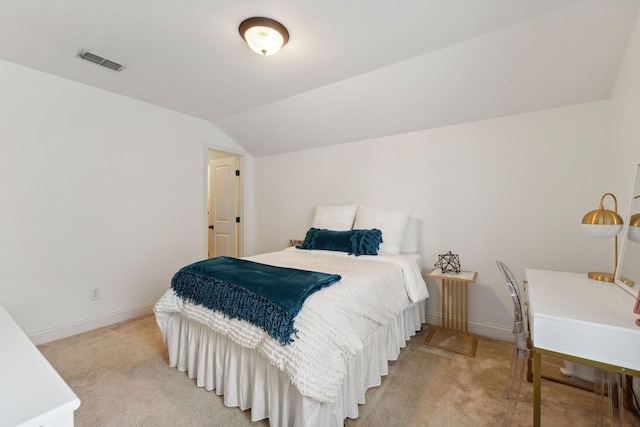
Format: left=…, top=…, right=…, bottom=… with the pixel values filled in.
left=0, top=304, right=80, bottom=427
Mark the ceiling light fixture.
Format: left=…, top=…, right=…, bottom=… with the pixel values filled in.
left=239, top=17, right=289, bottom=56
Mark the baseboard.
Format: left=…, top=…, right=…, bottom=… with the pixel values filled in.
left=424, top=309, right=513, bottom=343
left=29, top=302, right=155, bottom=345
left=31, top=306, right=513, bottom=346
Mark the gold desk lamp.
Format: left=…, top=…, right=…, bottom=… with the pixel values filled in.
left=631, top=196, right=640, bottom=325
left=628, top=195, right=640, bottom=244
left=581, top=193, right=624, bottom=282
left=618, top=195, right=640, bottom=287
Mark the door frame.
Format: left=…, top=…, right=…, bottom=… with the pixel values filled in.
left=203, top=143, right=244, bottom=258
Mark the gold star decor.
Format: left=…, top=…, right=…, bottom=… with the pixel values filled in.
left=435, top=251, right=461, bottom=273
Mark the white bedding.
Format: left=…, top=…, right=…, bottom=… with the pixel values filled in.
left=154, top=247, right=428, bottom=404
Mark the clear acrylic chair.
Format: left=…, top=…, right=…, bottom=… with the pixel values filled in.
left=496, top=261, right=623, bottom=427
left=497, top=260, right=530, bottom=426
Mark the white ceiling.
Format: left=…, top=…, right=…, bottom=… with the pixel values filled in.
left=0, top=0, right=638, bottom=157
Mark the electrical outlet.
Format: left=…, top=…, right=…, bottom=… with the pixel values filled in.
left=89, top=288, right=101, bottom=301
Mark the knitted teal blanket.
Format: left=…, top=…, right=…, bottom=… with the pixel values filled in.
left=171, top=256, right=341, bottom=345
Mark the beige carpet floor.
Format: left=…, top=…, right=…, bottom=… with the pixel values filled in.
left=37, top=315, right=640, bottom=427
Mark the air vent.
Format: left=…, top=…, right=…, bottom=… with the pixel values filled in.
left=79, top=50, right=124, bottom=72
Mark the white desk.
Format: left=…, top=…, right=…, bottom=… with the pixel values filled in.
left=526, top=269, right=640, bottom=427
left=0, top=304, right=80, bottom=427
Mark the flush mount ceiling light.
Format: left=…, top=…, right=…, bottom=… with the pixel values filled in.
left=239, top=17, right=289, bottom=56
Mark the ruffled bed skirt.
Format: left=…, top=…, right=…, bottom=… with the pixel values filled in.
left=162, top=300, right=426, bottom=427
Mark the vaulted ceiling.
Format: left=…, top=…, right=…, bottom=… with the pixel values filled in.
left=0, top=0, right=638, bottom=156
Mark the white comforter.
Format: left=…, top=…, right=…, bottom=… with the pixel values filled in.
left=154, top=247, right=428, bottom=404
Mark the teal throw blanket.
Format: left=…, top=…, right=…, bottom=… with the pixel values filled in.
left=171, top=256, right=341, bottom=345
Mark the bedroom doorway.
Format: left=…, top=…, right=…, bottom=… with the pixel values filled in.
left=207, top=149, right=241, bottom=258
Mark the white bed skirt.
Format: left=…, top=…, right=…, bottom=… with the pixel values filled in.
left=163, top=300, right=426, bottom=427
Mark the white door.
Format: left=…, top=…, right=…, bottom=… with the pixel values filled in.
left=208, top=156, right=238, bottom=258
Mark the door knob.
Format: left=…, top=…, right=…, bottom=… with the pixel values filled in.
left=208, top=225, right=214, bottom=230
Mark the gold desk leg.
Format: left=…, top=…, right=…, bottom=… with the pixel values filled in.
left=533, top=350, right=541, bottom=427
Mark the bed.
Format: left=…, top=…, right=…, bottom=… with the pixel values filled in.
left=154, top=205, right=429, bottom=426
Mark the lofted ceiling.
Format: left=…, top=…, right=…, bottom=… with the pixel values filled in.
left=0, top=0, right=638, bottom=157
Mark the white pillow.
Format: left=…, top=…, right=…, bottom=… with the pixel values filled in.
left=400, top=217, right=420, bottom=254
left=311, top=204, right=359, bottom=231
left=353, top=205, right=412, bottom=254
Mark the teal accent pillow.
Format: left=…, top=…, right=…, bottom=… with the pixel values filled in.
left=297, top=228, right=383, bottom=256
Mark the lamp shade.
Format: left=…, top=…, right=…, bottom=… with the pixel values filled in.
left=629, top=213, right=640, bottom=243
left=239, top=17, right=289, bottom=56
left=581, top=208, right=623, bottom=238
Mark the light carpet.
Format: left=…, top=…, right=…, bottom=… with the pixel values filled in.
left=37, top=315, right=640, bottom=426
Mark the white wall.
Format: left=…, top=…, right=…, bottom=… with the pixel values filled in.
left=0, top=59, right=253, bottom=343
left=250, top=13, right=640, bottom=342
left=611, top=14, right=640, bottom=308
left=611, top=11, right=640, bottom=207
left=609, top=11, right=640, bottom=400
left=254, top=101, right=615, bottom=340
left=4, top=9, right=640, bottom=346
